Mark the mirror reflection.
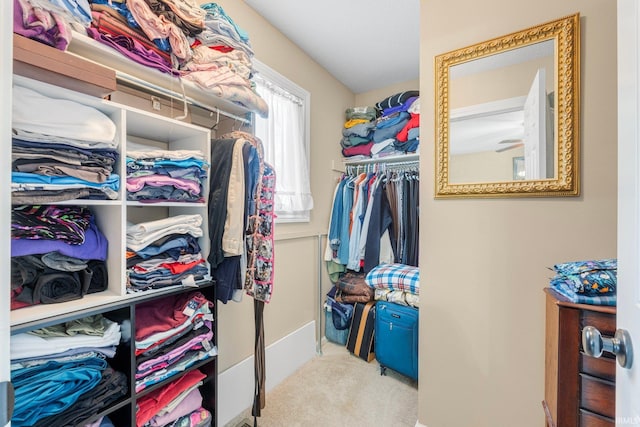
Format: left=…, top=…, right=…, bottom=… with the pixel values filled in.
left=449, top=40, right=555, bottom=183
left=435, top=14, right=580, bottom=198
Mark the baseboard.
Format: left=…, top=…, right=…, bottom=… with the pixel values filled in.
left=217, top=321, right=317, bottom=427
left=415, top=421, right=427, bottom=427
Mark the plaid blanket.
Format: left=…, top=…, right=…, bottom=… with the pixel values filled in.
left=365, top=263, right=419, bottom=295
left=549, top=278, right=616, bottom=306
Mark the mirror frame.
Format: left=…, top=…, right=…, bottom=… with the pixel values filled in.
left=434, top=13, right=580, bottom=198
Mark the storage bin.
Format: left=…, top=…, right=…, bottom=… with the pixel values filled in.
left=324, top=304, right=349, bottom=346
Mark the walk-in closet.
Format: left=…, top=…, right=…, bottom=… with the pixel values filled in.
left=4, top=0, right=424, bottom=420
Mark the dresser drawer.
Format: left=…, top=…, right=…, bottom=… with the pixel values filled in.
left=579, top=409, right=615, bottom=427
left=580, top=373, right=615, bottom=419
left=581, top=310, right=616, bottom=336
left=581, top=352, right=616, bottom=382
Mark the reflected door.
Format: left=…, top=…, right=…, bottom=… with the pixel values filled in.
left=523, top=69, right=547, bottom=179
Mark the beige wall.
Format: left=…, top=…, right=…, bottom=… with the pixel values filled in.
left=451, top=147, right=525, bottom=183
left=420, top=2, right=617, bottom=427
left=210, top=1, right=353, bottom=371
left=355, top=78, right=419, bottom=107
left=450, top=56, right=555, bottom=109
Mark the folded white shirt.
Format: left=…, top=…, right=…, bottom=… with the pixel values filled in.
left=127, top=141, right=205, bottom=161
left=126, top=214, right=203, bottom=252
left=12, top=85, right=117, bottom=144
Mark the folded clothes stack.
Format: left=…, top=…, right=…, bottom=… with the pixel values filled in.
left=341, top=91, right=420, bottom=159
left=13, top=0, right=268, bottom=117
left=11, top=85, right=120, bottom=203
left=10, top=314, right=127, bottom=427
left=126, top=214, right=209, bottom=293
left=11, top=205, right=109, bottom=309
left=548, top=258, right=617, bottom=306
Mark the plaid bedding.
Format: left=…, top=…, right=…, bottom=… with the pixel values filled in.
left=365, top=263, right=419, bottom=295
left=549, top=277, right=616, bottom=306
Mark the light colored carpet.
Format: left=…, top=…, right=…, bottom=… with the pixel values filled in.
left=225, top=341, right=418, bottom=427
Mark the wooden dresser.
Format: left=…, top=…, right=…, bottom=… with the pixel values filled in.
left=543, top=288, right=617, bottom=427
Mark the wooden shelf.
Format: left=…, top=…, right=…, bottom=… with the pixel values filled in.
left=13, top=34, right=116, bottom=98
left=67, top=31, right=253, bottom=123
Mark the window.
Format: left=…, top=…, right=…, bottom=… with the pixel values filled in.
left=253, top=60, right=313, bottom=222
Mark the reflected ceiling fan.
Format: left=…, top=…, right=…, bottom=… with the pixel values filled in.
left=495, top=138, right=524, bottom=153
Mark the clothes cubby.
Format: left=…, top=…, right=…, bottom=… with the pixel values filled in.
left=11, top=283, right=217, bottom=427
left=8, top=71, right=235, bottom=426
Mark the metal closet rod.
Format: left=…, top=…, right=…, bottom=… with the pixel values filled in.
left=115, top=71, right=253, bottom=125
left=343, top=153, right=419, bottom=166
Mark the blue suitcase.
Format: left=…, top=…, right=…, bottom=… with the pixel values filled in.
left=375, top=300, right=419, bottom=380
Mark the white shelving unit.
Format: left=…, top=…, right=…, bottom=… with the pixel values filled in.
left=10, top=74, right=212, bottom=328
left=9, top=71, right=224, bottom=425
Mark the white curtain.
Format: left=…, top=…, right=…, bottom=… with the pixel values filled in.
left=254, top=76, right=314, bottom=221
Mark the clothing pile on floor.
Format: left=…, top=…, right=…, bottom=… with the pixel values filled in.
left=11, top=84, right=120, bottom=203
left=548, top=258, right=617, bottom=306
left=126, top=142, right=209, bottom=203
left=10, top=314, right=127, bottom=427
left=126, top=214, right=209, bottom=293
left=11, top=205, right=109, bottom=309
left=13, top=0, right=268, bottom=116
left=341, top=91, right=420, bottom=159
left=134, top=292, right=215, bottom=427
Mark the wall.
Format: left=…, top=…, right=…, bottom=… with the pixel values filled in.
left=355, top=78, right=420, bottom=107
left=450, top=56, right=555, bottom=109
left=451, top=147, right=525, bottom=183
left=208, top=1, right=353, bottom=372
left=420, top=2, right=617, bottom=427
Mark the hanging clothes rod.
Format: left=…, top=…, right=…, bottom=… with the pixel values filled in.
left=115, top=71, right=253, bottom=125
left=343, top=153, right=419, bottom=166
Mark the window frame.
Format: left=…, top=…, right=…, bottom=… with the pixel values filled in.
left=252, top=59, right=312, bottom=223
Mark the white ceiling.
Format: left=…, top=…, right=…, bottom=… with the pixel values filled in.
left=243, top=0, right=420, bottom=94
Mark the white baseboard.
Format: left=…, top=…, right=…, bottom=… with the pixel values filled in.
left=415, top=421, right=427, bottom=427
left=217, top=321, right=317, bottom=427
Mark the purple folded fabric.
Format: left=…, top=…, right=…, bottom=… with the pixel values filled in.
left=86, top=27, right=178, bottom=75
left=14, top=0, right=72, bottom=51
left=11, top=220, right=108, bottom=260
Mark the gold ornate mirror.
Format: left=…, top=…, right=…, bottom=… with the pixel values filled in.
left=434, top=13, right=580, bottom=198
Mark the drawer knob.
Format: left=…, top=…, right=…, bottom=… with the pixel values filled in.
left=582, top=326, right=633, bottom=369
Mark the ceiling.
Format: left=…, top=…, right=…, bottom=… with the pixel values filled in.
left=243, top=0, right=420, bottom=94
